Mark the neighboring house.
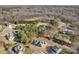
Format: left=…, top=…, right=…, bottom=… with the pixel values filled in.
left=6, top=33, right=16, bottom=41
left=5, top=32, right=20, bottom=41
left=60, top=24, right=75, bottom=35
left=52, top=38, right=72, bottom=46
left=8, top=44, right=25, bottom=54
left=61, top=29, right=75, bottom=35
left=32, top=40, right=47, bottom=47
left=47, top=45, right=62, bottom=54
left=53, top=38, right=65, bottom=45
left=59, top=27, right=75, bottom=35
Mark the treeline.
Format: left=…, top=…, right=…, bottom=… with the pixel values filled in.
left=0, top=6, right=78, bottom=23
left=0, top=6, right=79, bottom=33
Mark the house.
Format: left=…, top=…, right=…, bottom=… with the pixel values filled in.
left=6, top=33, right=16, bottom=41
left=47, top=45, right=62, bottom=54
left=5, top=32, right=20, bottom=41
left=62, top=29, right=75, bottom=35
left=52, top=38, right=72, bottom=46
left=60, top=24, right=75, bottom=35
left=32, top=40, right=47, bottom=47
left=52, top=38, right=65, bottom=45
left=8, top=44, right=25, bottom=54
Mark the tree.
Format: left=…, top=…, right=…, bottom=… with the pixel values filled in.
left=36, top=25, right=47, bottom=36
left=17, top=30, right=29, bottom=44
left=49, top=18, right=59, bottom=27
left=16, top=23, right=37, bottom=44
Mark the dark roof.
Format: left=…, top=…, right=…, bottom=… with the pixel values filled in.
left=47, top=46, right=60, bottom=54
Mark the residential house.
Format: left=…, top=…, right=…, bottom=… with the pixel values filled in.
left=32, top=40, right=47, bottom=47
left=47, top=45, right=62, bottom=54
left=59, top=24, right=75, bottom=35
left=5, top=32, right=20, bottom=41
left=52, top=38, right=72, bottom=46
left=8, top=44, right=25, bottom=54
left=6, top=33, right=16, bottom=41
left=61, top=29, right=75, bottom=35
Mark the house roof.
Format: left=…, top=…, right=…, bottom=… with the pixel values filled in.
left=47, top=45, right=61, bottom=54
left=32, top=40, right=47, bottom=47
left=8, top=44, right=25, bottom=54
